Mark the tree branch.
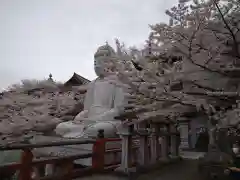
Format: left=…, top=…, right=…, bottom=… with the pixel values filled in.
left=213, top=0, right=240, bottom=61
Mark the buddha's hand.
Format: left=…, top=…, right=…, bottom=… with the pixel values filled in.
left=96, top=109, right=118, bottom=121
left=74, top=110, right=89, bottom=122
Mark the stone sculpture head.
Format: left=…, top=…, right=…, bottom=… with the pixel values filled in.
left=94, top=43, right=116, bottom=77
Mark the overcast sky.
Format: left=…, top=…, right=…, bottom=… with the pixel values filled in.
left=0, top=0, right=177, bottom=90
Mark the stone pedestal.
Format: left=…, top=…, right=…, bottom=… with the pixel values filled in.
left=178, top=120, right=190, bottom=150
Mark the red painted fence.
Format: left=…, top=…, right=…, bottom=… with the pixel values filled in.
left=0, top=134, right=139, bottom=180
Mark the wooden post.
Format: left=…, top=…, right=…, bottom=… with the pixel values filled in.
left=92, top=129, right=105, bottom=171
left=18, top=149, right=33, bottom=180
left=62, top=160, right=74, bottom=180
left=138, top=122, right=149, bottom=166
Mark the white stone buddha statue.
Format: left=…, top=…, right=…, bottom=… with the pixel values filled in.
left=55, top=43, right=125, bottom=138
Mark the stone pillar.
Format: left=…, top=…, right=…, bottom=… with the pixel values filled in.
left=178, top=119, right=190, bottom=150
left=150, top=123, right=159, bottom=164
left=170, top=125, right=178, bottom=157
left=115, top=125, right=133, bottom=173
left=138, top=122, right=149, bottom=166
left=160, top=124, right=169, bottom=160
left=45, top=164, right=54, bottom=176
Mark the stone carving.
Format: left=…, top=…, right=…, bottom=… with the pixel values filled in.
left=55, top=43, right=125, bottom=139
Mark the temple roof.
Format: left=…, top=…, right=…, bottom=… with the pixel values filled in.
left=64, top=73, right=90, bottom=87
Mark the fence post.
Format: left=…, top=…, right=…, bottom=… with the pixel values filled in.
left=150, top=123, right=158, bottom=164
left=156, top=124, right=161, bottom=159
left=92, top=129, right=105, bottom=171
left=45, top=164, right=54, bottom=176
left=176, top=129, right=180, bottom=156
left=170, top=125, right=178, bottom=157
left=178, top=118, right=190, bottom=150
left=18, top=148, right=33, bottom=180
left=116, top=125, right=133, bottom=173
left=139, top=122, right=149, bottom=166
left=62, top=160, right=74, bottom=180
left=160, top=124, right=169, bottom=161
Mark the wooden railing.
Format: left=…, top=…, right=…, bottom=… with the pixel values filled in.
left=0, top=131, right=140, bottom=180
left=0, top=125, right=180, bottom=179
left=0, top=139, right=95, bottom=180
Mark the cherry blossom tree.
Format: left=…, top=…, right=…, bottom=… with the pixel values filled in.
left=0, top=79, right=86, bottom=144
left=111, top=0, right=240, bottom=146
left=112, top=39, right=188, bottom=124
left=152, top=0, right=240, bottom=126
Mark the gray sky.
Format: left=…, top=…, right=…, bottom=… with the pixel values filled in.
left=0, top=0, right=177, bottom=90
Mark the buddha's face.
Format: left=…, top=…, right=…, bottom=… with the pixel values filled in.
left=94, top=57, right=104, bottom=77
left=94, top=54, right=116, bottom=77
left=94, top=44, right=116, bottom=77
left=94, top=56, right=111, bottom=77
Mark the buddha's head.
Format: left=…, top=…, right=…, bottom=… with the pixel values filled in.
left=94, top=43, right=116, bottom=77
